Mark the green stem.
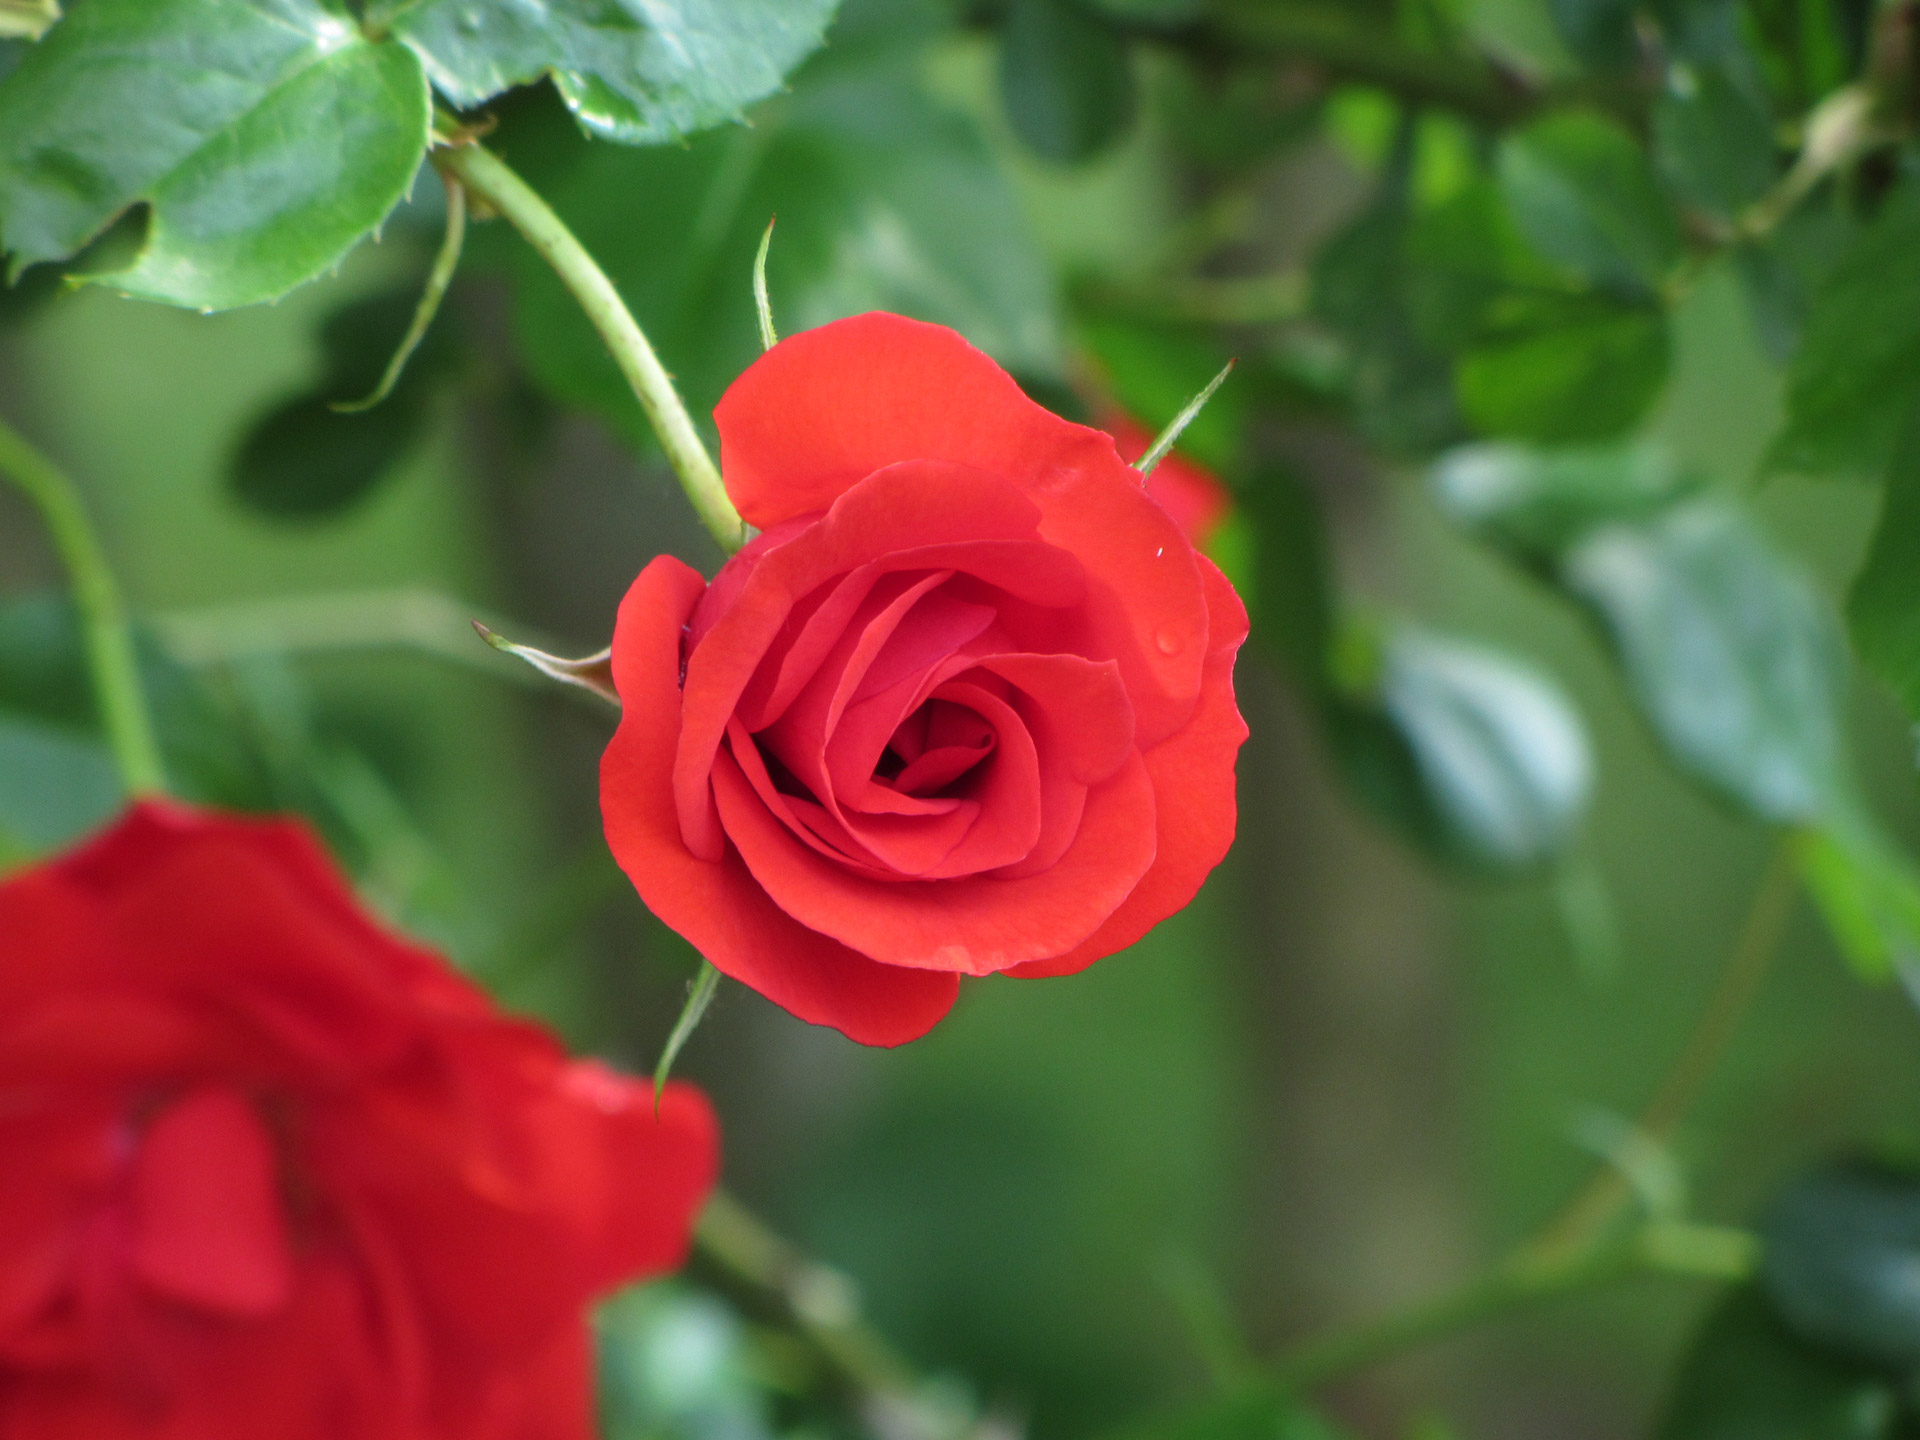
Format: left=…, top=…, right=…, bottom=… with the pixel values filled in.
left=695, top=1191, right=927, bottom=1408
left=1273, top=1222, right=1757, bottom=1393
left=0, top=416, right=165, bottom=797
left=435, top=141, right=749, bottom=554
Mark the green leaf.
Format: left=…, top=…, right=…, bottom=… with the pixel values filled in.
left=1657, top=1284, right=1899, bottom=1440
left=1771, top=183, right=1920, bottom=477
left=1085, top=0, right=1201, bottom=19
left=371, top=0, right=838, bottom=146
left=0, top=0, right=58, bottom=42
left=1430, top=441, right=1699, bottom=563
left=1244, top=463, right=1335, bottom=693
left=1457, top=295, right=1670, bottom=443
left=0, top=0, right=429, bottom=309
left=1498, top=111, right=1682, bottom=294
left=495, top=32, right=1059, bottom=452
left=1763, top=1161, right=1920, bottom=1371
left=1798, top=810, right=1920, bottom=982
left=1655, top=61, right=1779, bottom=222
left=1102, top=1386, right=1356, bottom=1440
left=229, top=288, right=453, bottom=520
left=1561, top=500, right=1845, bottom=823
left=1848, top=404, right=1920, bottom=718
left=1546, top=0, right=1637, bottom=67
left=1371, top=627, right=1593, bottom=869
left=0, top=714, right=117, bottom=851
left=998, top=0, right=1136, bottom=165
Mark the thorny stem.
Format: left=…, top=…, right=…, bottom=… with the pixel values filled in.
left=434, top=140, right=750, bottom=555
left=0, top=415, right=165, bottom=797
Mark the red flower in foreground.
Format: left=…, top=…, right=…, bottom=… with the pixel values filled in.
left=0, top=803, right=717, bottom=1440
left=1103, top=415, right=1234, bottom=551
left=602, top=313, right=1249, bottom=1047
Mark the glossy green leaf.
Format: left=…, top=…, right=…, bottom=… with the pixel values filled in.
left=1655, top=61, right=1779, bottom=222
left=1764, top=1161, right=1920, bottom=1371
left=998, top=0, right=1136, bottom=165
left=1562, top=501, right=1845, bottom=822
left=1457, top=296, right=1670, bottom=443
left=0, top=0, right=429, bottom=309
left=1430, top=441, right=1698, bottom=564
left=1848, top=404, right=1920, bottom=718
left=1373, top=627, right=1593, bottom=868
left=1498, top=112, right=1682, bottom=294
left=1798, top=810, right=1920, bottom=982
left=1772, top=183, right=1920, bottom=477
left=371, top=0, right=837, bottom=146
left=1657, top=1284, right=1899, bottom=1440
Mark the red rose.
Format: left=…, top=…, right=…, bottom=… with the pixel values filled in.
left=601, top=313, right=1249, bottom=1047
left=0, top=802, right=718, bottom=1440
left=1103, top=415, right=1234, bottom=551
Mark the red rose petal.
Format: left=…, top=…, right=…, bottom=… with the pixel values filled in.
left=1007, top=556, right=1249, bottom=977
left=604, top=556, right=960, bottom=1044
left=715, top=312, right=1115, bottom=531
left=712, top=741, right=1156, bottom=974
left=128, top=1088, right=295, bottom=1318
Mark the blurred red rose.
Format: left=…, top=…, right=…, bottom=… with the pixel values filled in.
left=601, top=313, right=1248, bottom=1047
left=0, top=801, right=717, bottom=1440
left=1102, top=415, right=1234, bottom=551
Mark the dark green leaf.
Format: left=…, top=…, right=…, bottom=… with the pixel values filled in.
left=1456, top=296, right=1670, bottom=443
left=1561, top=500, right=1844, bottom=822
left=1102, top=1386, right=1356, bottom=1440
left=1085, top=0, right=1200, bottom=20
left=1430, top=441, right=1698, bottom=564
left=1655, top=61, right=1779, bottom=222
left=1848, top=403, right=1920, bottom=717
left=1657, top=1283, right=1899, bottom=1440
left=1547, top=0, right=1638, bottom=67
left=229, top=288, right=453, bottom=519
left=1372, top=627, right=1593, bottom=869
left=1406, top=179, right=1565, bottom=355
left=371, top=0, right=838, bottom=145
left=1772, top=183, right=1920, bottom=477
left=1244, top=463, right=1335, bottom=693
left=998, top=0, right=1136, bottom=165
left=1764, top=1161, right=1920, bottom=1371
left=0, top=0, right=429, bottom=309
left=1498, top=111, right=1682, bottom=294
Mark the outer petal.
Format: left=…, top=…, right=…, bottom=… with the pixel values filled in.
left=603, top=556, right=960, bottom=1046
left=716, top=312, right=1114, bottom=530
left=1008, top=557, right=1249, bottom=978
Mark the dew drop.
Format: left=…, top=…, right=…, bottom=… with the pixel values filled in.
left=1155, top=628, right=1181, bottom=655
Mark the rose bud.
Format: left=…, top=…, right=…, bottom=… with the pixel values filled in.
left=601, top=312, right=1249, bottom=1047
left=0, top=801, right=717, bottom=1439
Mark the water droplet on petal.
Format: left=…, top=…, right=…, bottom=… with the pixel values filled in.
left=1155, top=628, right=1181, bottom=655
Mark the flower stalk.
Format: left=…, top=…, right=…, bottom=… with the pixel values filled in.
left=0, top=415, right=165, bottom=797
left=434, top=140, right=750, bottom=554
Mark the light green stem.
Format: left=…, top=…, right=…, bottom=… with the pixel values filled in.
left=0, top=416, right=165, bottom=797
left=435, top=142, right=748, bottom=554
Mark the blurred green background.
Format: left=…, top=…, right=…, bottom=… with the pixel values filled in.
left=6, top=1, right=1920, bottom=1437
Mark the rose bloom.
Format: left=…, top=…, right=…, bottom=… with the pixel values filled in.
left=0, top=802, right=717, bottom=1440
left=602, top=313, right=1249, bottom=1047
